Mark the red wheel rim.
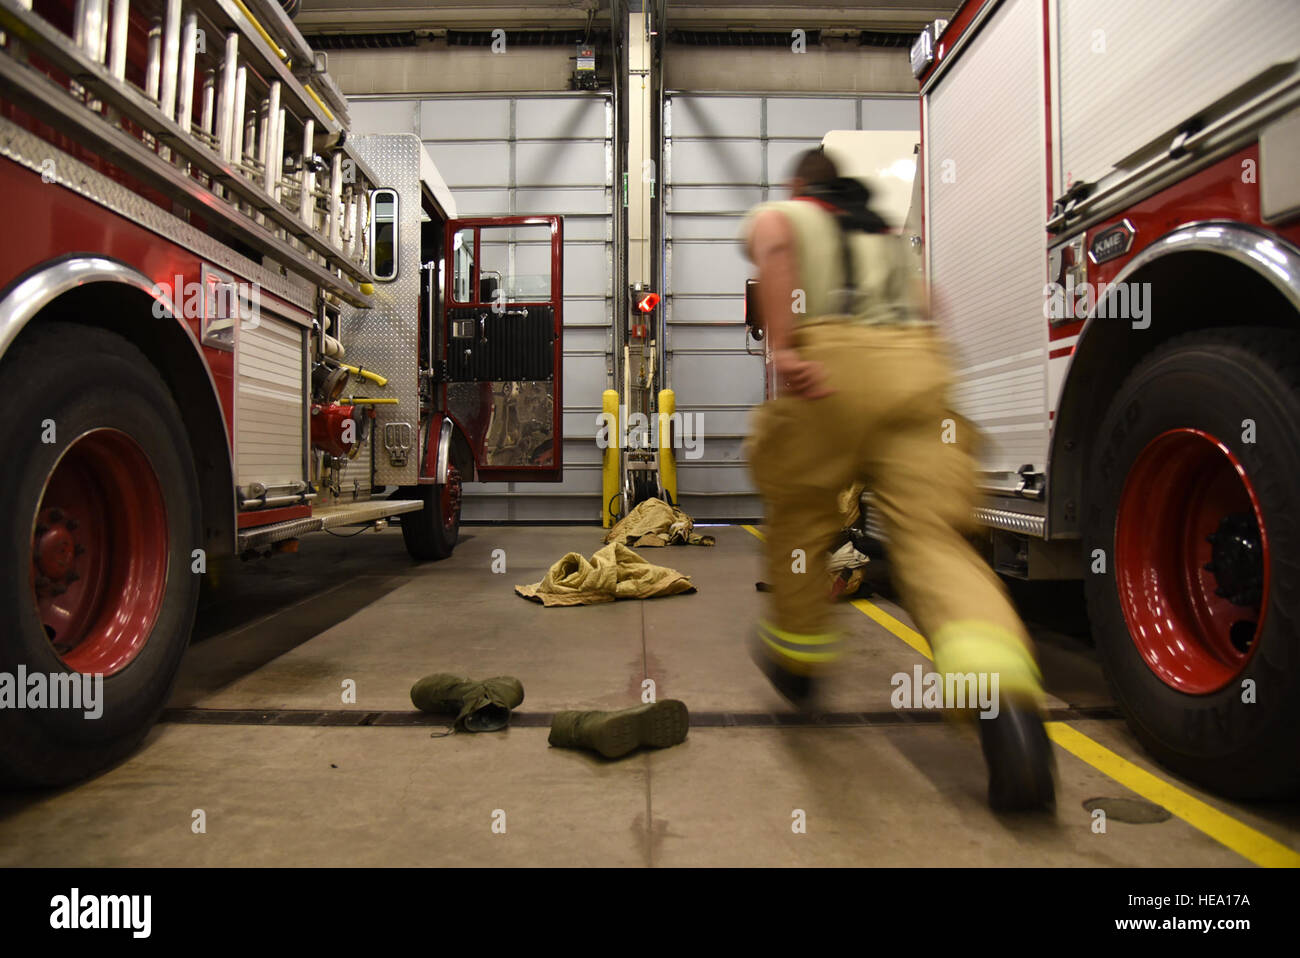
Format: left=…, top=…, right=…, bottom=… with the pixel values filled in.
left=30, top=429, right=169, bottom=676
left=1116, top=428, right=1269, bottom=694
left=440, top=466, right=462, bottom=534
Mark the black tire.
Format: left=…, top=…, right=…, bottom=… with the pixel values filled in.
left=0, top=322, right=202, bottom=787
left=398, top=467, right=461, bottom=560
left=1082, top=327, right=1300, bottom=798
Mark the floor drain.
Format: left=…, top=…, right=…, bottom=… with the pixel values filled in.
left=1082, top=797, right=1172, bottom=824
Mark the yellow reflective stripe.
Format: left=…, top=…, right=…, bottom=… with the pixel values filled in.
left=759, top=619, right=840, bottom=646
left=760, top=636, right=841, bottom=664
left=930, top=620, right=1042, bottom=692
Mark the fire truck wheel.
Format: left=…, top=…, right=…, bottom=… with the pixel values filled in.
left=398, top=467, right=462, bottom=560
left=1082, top=327, right=1300, bottom=798
left=0, top=322, right=202, bottom=787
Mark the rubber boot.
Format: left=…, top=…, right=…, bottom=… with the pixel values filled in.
left=548, top=700, right=689, bottom=759
left=978, top=702, right=1056, bottom=811
left=931, top=621, right=1055, bottom=811
left=410, top=673, right=524, bottom=732
left=750, top=618, right=845, bottom=711
left=750, top=638, right=819, bottom=710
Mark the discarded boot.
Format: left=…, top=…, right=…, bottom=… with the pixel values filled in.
left=977, top=702, right=1056, bottom=811
left=410, top=673, right=524, bottom=732
left=548, top=700, right=689, bottom=759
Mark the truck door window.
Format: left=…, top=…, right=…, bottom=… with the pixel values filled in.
left=370, top=188, right=399, bottom=281
left=477, top=224, right=553, bottom=304
left=452, top=228, right=475, bottom=302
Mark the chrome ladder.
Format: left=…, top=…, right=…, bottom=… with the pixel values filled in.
left=0, top=0, right=378, bottom=305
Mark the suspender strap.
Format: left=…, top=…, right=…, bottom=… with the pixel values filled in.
left=796, top=195, right=857, bottom=315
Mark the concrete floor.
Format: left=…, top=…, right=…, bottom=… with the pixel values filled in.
left=1, top=524, right=1297, bottom=866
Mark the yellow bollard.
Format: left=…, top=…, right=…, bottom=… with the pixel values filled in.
left=602, top=389, right=620, bottom=527
left=658, top=389, right=677, bottom=506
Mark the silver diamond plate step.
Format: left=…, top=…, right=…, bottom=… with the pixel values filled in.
left=860, top=493, right=1047, bottom=543
left=237, top=499, right=424, bottom=551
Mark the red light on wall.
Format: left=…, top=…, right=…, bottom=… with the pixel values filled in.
left=637, top=292, right=660, bottom=313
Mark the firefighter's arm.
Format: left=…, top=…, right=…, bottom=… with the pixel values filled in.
left=747, top=209, right=832, bottom=398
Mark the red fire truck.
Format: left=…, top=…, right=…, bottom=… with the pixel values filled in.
left=0, top=0, right=563, bottom=785
left=910, top=0, right=1300, bottom=796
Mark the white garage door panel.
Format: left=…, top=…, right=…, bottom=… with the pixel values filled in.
left=671, top=140, right=763, bottom=185
left=565, top=327, right=606, bottom=352
left=669, top=187, right=764, bottom=212
left=671, top=354, right=764, bottom=407
left=668, top=214, right=745, bottom=241
left=423, top=142, right=511, bottom=187
left=767, top=98, right=857, bottom=137
left=516, top=187, right=609, bottom=215
left=563, top=244, right=610, bottom=297
left=684, top=436, right=748, bottom=466
left=562, top=410, right=599, bottom=440
left=669, top=296, right=744, bottom=325
left=669, top=96, right=762, bottom=137
left=860, top=98, right=920, bottom=130
left=516, top=98, right=608, bottom=139
left=676, top=461, right=752, bottom=494
left=421, top=99, right=511, bottom=139
left=465, top=471, right=602, bottom=498
left=446, top=189, right=513, bottom=215
left=670, top=324, right=749, bottom=351
left=671, top=241, right=750, bottom=296
left=516, top=141, right=607, bottom=187
left=563, top=354, right=607, bottom=407
left=350, top=99, right=418, bottom=136
left=677, top=406, right=754, bottom=437
left=564, top=441, right=603, bottom=466
left=554, top=218, right=609, bottom=241
left=563, top=299, right=607, bottom=326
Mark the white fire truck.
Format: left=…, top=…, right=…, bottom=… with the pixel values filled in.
left=0, top=0, right=563, bottom=785
left=909, top=0, right=1300, bottom=796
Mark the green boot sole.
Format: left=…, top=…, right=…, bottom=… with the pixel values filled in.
left=551, top=700, right=690, bottom=759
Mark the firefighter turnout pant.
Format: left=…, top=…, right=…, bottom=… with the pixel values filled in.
left=746, top=321, right=1043, bottom=704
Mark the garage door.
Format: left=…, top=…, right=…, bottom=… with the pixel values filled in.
left=664, top=94, right=918, bottom=520
left=351, top=94, right=614, bottom=521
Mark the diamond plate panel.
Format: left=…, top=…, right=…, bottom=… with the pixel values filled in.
left=339, top=135, right=424, bottom=487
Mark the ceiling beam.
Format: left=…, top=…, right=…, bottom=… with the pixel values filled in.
left=295, top=1, right=954, bottom=35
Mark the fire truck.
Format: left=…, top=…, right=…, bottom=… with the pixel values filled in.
left=0, top=0, right=563, bottom=785
left=907, top=0, right=1300, bottom=797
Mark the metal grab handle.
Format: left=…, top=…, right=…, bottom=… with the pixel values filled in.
left=745, top=326, right=765, bottom=357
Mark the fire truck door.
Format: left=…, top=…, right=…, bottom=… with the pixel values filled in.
left=442, top=216, right=563, bottom=482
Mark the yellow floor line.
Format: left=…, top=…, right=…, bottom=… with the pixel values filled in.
left=1045, top=723, right=1300, bottom=868
left=739, top=522, right=1299, bottom=867
left=850, top=599, right=933, bottom=660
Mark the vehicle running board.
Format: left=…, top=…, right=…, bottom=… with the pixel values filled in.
left=859, top=495, right=1047, bottom=543
left=237, top=500, right=424, bottom=552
